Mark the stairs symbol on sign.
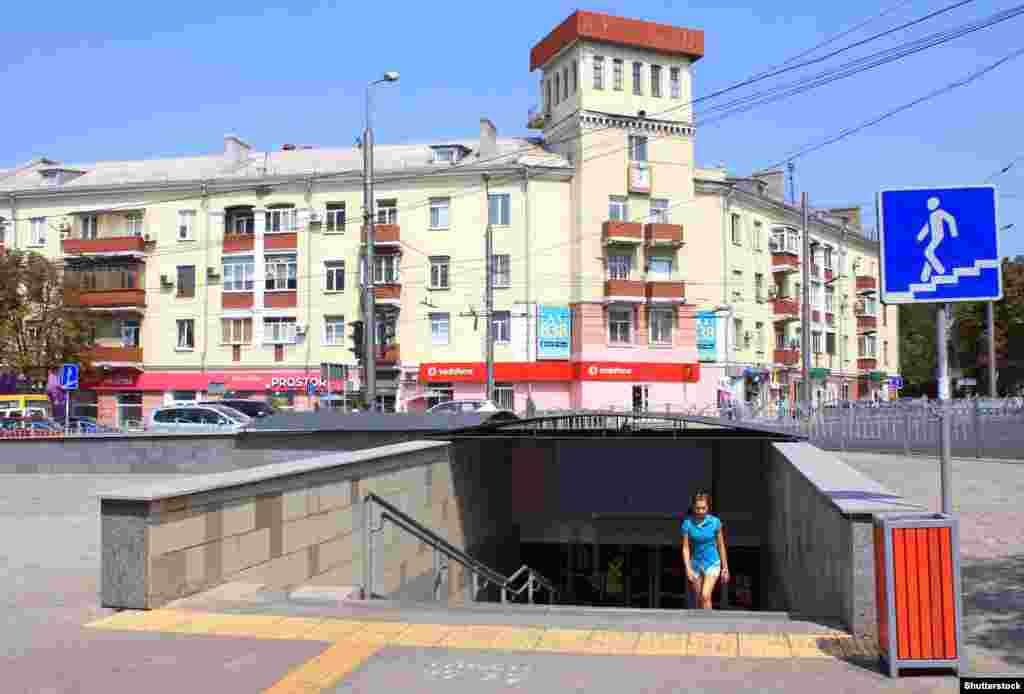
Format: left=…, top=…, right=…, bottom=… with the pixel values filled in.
left=886, top=258, right=1000, bottom=302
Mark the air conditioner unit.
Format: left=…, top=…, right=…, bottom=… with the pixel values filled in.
left=160, top=274, right=173, bottom=286
left=206, top=267, right=220, bottom=280
left=295, top=324, right=307, bottom=335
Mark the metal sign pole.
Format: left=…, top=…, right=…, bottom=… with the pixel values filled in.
left=937, top=304, right=953, bottom=514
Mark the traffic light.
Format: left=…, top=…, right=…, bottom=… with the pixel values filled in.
left=348, top=320, right=365, bottom=363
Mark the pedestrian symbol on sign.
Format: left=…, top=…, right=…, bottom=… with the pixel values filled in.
left=916, top=197, right=959, bottom=283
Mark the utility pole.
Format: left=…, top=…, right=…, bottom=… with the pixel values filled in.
left=362, top=125, right=376, bottom=412
left=483, top=175, right=495, bottom=401
left=801, top=191, right=811, bottom=408
left=937, top=303, right=953, bottom=514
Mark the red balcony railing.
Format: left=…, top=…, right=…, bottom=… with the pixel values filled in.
left=645, top=281, right=685, bottom=302
left=602, top=221, right=643, bottom=244
left=69, top=289, right=146, bottom=308
left=88, top=346, right=143, bottom=364
left=223, top=234, right=254, bottom=253
left=377, top=344, right=400, bottom=364
left=362, top=224, right=401, bottom=245
left=857, top=315, right=878, bottom=330
left=858, top=357, right=878, bottom=371
left=643, top=223, right=684, bottom=246
left=62, top=236, right=145, bottom=255
left=373, top=284, right=402, bottom=302
left=604, top=279, right=645, bottom=300
left=774, top=349, right=800, bottom=366
left=773, top=298, right=799, bottom=318
left=856, top=275, right=877, bottom=292
left=772, top=254, right=800, bottom=271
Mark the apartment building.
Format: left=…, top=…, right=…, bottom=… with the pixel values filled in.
left=0, top=10, right=897, bottom=425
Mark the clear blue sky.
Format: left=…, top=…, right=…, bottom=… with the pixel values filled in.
left=2, top=0, right=1021, bottom=254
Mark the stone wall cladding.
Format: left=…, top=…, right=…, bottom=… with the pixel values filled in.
left=100, top=442, right=458, bottom=609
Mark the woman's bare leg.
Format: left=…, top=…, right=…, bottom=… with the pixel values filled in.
left=700, top=568, right=721, bottom=609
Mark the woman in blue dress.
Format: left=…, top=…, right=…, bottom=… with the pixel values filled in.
left=681, top=492, right=730, bottom=609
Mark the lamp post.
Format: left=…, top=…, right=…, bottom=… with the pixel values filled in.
left=362, top=71, right=399, bottom=412
left=988, top=222, right=1015, bottom=397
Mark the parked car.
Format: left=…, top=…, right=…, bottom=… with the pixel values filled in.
left=198, top=399, right=277, bottom=419
left=67, top=416, right=120, bottom=434
left=426, top=399, right=500, bottom=415
left=147, top=404, right=252, bottom=433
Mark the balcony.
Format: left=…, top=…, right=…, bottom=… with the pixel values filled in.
left=377, top=343, right=400, bottom=364
left=62, top=236, right=146, bottom=255
left=265, top=291, right=297, bottom=309
left=604, top=279, right=646, bottom=302
left=856, top=275, right=877, bottom=293
left=69, top=288, right=146, bottom=309
left=362, top=224, right=401, bottom=246
left=645, top=281, right=685, bottom=303
left=88, top=345, right=143, bottom=366
left=811, top=263, right=821, bottom=279
left=223, top=233, right=254, bottom=253
left=264, top=232, right=297, bottom=250
left=772, top=297, right=800, bottom=321
left=223, top=292, right=254, bottom=309
left=857, top=314, right=878, bottom=331
left=824, top=268, right=834, bottom=282
left=812, top=310, right=821, bottom=324
left=771, top=254, right=800, bottom=273
left=602, top=221, right=643, bottom=245
left=644, top=223, right=684, bottom=247
left=774, top=349, right=800, bottom=366
left=858, top=357, right=878, bottom=371
left=826, top=312, right=835, bottom=326
left=373, top=284, right=402, bottom=304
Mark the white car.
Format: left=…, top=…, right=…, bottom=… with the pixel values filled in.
left=426, top=399, right=500, bottom=415
left=148, top=404, right=252, bottom=433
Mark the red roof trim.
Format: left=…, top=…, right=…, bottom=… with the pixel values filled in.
left=530, top=10, right=704, bottom=71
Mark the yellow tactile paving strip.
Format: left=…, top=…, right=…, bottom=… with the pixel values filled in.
left=86, top=609, right=880, bottom=693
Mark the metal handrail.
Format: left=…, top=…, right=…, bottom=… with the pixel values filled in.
left=362, top=492, right=556, bottom=605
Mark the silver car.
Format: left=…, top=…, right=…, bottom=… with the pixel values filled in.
left=426, top=399, right=500, bottom=414
left=148, top=404, right=252, bottom=433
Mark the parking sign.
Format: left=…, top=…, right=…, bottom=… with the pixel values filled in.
left=60, top=363, right=79, bottom=390
left=878, top=185, right=1002, bottom=304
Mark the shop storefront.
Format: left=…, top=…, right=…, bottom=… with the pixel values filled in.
left=82, top=369, right=349, bottom=427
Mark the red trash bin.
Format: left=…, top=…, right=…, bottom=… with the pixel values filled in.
left=874, top=512, right=962, bottom=677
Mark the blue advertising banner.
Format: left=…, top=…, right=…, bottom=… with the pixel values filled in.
left=696, top=312, right=717, bottom=362
left=537, top=305, right=571, bottom=360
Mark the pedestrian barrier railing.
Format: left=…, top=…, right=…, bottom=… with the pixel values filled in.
left=362, top=492, right=556, bottom=605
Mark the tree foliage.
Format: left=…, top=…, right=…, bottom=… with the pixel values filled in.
left=0, top=250, right=96, bottom=380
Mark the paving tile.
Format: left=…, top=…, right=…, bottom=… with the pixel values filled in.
left=345, top=620, right=412, bottom=644
left=489, top=626, right=546, bottom=651
left=533, top=627, right=594, bottom=653
left=634, top=631, right=689, bottom=656
left=581, top=629, right=641, bottom=655
left=303, top=619, right=368, bottom=642
left=787, top=634, right=845, bottom=658
left=688, top=632, right=739, bottom=657
left=439, top=625, right=510, bottom=650
left=265, top=642, right=379, bottom=693
left=86, top=609, right=195, bottom=632
left=738, top=633, right=792, bottom=658
left=391, top=623, right=453, bottom=647
left=201, top=614, right=289, bottom=637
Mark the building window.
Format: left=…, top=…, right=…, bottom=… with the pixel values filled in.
left=429, top=197, right=450, bottom=229
left=427, top=383, right=454, bottom=408
left=430, top=313, right=450, bottom=345
left=884, top=340, right=889, bottom=365
left=176, top=265, right=196, bottom=298
left=325, top=260, right=345, bottom=292
left=176, top=319, right=195, bottom=350
left=325, top=202, right=345, bottom=232
left=30, top=218, right=46, bottom=246
left=632, top=61, right=643, bottom=95
left=494, top=383, right=514, bottom=411
left=554, top=72, right=560, bottom=104
left=841, top=381, right=851, bottom=400
left=756, top=322, right=765, bottom=353
left=609, top=196, right=629, bottom=221
left=430, top=256, right=450, bottom=289
left=593, top=55, right=605, bottom=90
left=650, top=64, right=662, bottom=97
left=608, top=253, right=632, bottom=280
left=812, top=331, right=823, bottom=354
left=488, top=193, right=511, bottom=226
left=545, top=79, right=552, bottom=113
left=223, top=256, right=255, bottom=292
left=858, top=334, right=878, bottom=358
left=433, top=147, right=459, bottom=164
left=562, top=67, right=569, bottom=100
left=177, top=210, right=195, bottom=240
left=324, top=315, right=345, bottom=345
left=373, top=254, right=399, bottom=284
left=731, top=269, right=743, bottom=303
left=647, top=257, right=671, bottom=281
left=823, top=246, right=833, bottom=270
left=222, top=318, right=252, bottom=345
left=491, top=254, right=510, bottom=288
left=825, top=286, right=835, bottom=313
left=264, top=317, right=297, bottom=344
left=117, top=393, right=143, bottom=430
left=265, top=206, right=297, bottom=232
left=571, top=59, right=578, bottom=92
left=755, top=273, right=765, bottom=302
left=126, top=213, right=144, bottom=237
left=80, top=215, right=98, bottom=239
left=629, top=135, right=648, bottom=162
left=492, top=311, right=511, bottom=343
left=650, top=198, right=669, bottom=224
left=609, top=307, right=632, bottom=344
left=376, top=199, right=398, bottom=225
left=227, top=207, right=254, bottom=235
left=613, top=58, right=624, bottom=91
left=735, top=318, right=746, bottom=350
left=826, top=332, right=836, bottom=355
left=776, top=331, right=787, bottom=350
left=753, top=220, right=763, bottom=250
left=649, top=308, right=673, bottom=345
left=266, top=253, right=298, bottom=291
left=670, top=66, right=682, bottom=98
left=120, top=318, right=140, bottom=347
left=730, top=214, right=742, bottom=245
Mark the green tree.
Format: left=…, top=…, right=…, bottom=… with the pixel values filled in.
left=0, top=250, right=95, bottom=381
left=898, top=303, right=939, bottom=392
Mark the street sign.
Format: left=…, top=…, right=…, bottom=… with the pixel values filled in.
left=878, top=185, right=1002, bottom=304
left=889, top=376, right=904, bottom=389
left=307, top=380, right=317, bottom=396
left=60, top=363, right=79, bottom=391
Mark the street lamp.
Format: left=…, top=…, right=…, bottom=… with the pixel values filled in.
left=363, top=71, right=399, bottom=413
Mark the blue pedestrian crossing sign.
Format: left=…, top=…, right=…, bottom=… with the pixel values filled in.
left=60, top=363, right=80, bottom=390
left=878, top=185, right=1002, bottom=304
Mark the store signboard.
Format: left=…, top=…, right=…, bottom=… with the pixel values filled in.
left=696, top=312, right=718, bottom=362
left=537, top=305, right=571, bottom=360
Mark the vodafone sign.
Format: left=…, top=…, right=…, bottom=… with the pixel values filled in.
left=419, top=362, right=699, bottom=384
